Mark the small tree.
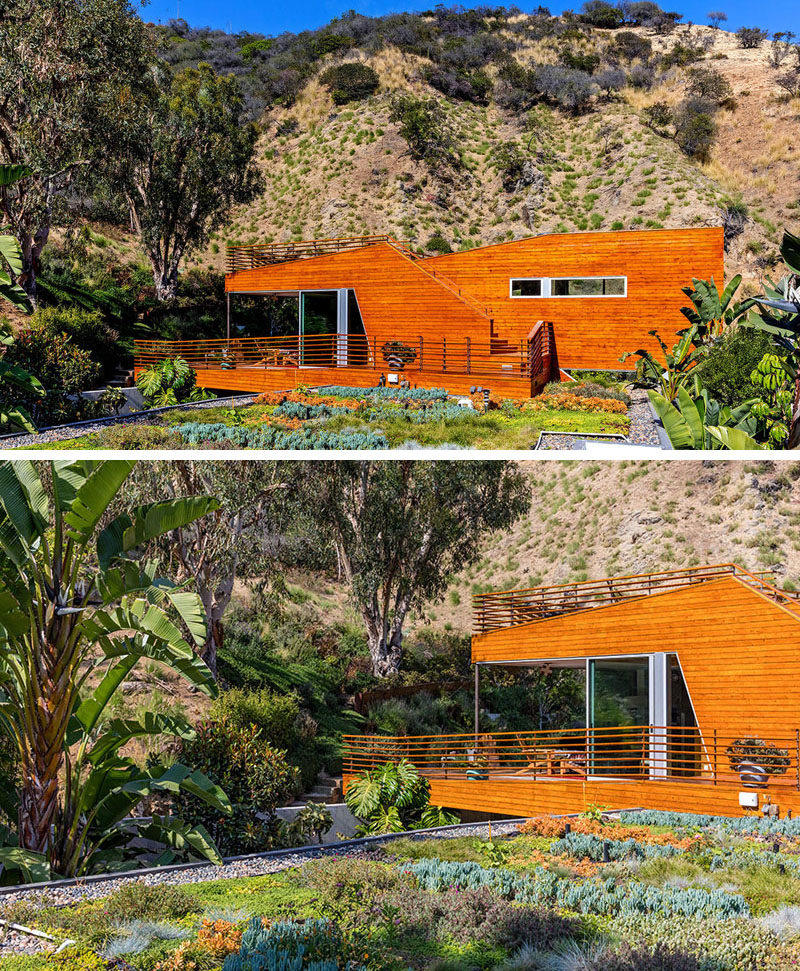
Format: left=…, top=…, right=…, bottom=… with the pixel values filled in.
left=707, top=10, right=727, bottom=29
left=736, top=26, right=768, bottom=49
left=293, top=462, right=529, bottom=677
left=320, top=63, right=379, bottom=104
left=117, top=63, right=263, bottom=301
left=389, top=95, right=459, bottom=170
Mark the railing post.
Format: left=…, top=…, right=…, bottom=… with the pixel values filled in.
left=713, top=729, right=718, bottom=785
left=443, top=337, right=447, bottom=372
left=373, top=335, right=377, bottom=369
left=419, top=336, right=424, bottom=372
left=796, top=729, right=799, bottom=790
left=466, top=336, right=471, bottom=374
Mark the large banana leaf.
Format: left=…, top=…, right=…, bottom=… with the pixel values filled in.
left=707, top=426, right=765, bottom=450
left=97, top=497, right=220, bottom=569
left=71, top=657, right=140, bottom=738
left=91, top=630, right=215, bottom=697
left=0, top=846, right=50, bottom=885
left=647, top=392, right=696, bottom=449
left=782, top=228, right=800, bottom=275
left=88, top=713, right=195, bottom=765
left=64, top=461, right=136, bottom=545
left=134, top=815, right=222, bottom=865
left=0, top=461, right=48, bottom=549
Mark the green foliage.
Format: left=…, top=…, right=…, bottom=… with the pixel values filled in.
left=726, top=736, right=791, bottom=775
left=2, top=314, right=101, bottom=426
left=94, top=424, right=184, bottom=450
left=114, top=62, right=263, bottom=300
left=291, top=802, right=333, bottom=844
left=578, top=0, right=625, bottom=28
left=0, top=166, right=31, bottom=311
left=211, top=688, right=304, bottom=750
left=179, top=716, right=300, bottom=855
left=388, top=95, right=459, bottom=170
left=648, top=378, right=763, bottom=450
left=345, top=760, right=457, bottom=835
left=102, top=880, right=200, bottom=920
left=320, top=63, right=379, bottom=104
left=0, top=460, right=225, bottom=878
left=136, top=357, right=211, bottom=408
left=426, top=233, right=452, bottom=255
left=737, top=26, right=768, bottom=48
left=222, top=916, right=367, bottom=971
left=749, top=353, right=793, bottom=447
left=0, top=320, right=43, bottom=434
left=177, top=421, right=390, bottom=449
left=680, top=275, right=751, bottom=343
left=31, top=305, right=119, bottom=380
left=695, top=328, right=771, bottom=407
left=672, top=103, right=717, bottom=161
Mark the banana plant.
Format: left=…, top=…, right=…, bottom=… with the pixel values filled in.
left=0, top=460, right=232, bottom=879
left=679, top=274, right=752, bottom=344
left=0, top=165, right=31, bottom=312
left=620, top=328, right=701, bottom=402
left=648, top=379, right=764, bottom=450
left=743, top=228, right=800, bottom=448
left=0, top=321, right=44, bottom=434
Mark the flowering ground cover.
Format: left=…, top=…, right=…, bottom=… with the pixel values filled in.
left=4, top=811, right=800, bottom=970
left=18, top=383, right=631, bottom=451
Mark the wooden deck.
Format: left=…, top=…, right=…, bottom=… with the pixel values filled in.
left=343, top=724, right=800, bottom=818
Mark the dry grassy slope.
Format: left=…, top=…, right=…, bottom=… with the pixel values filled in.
left=192, top=21, right=798, bottom=290
left=429, top=459, right=800, bottom=633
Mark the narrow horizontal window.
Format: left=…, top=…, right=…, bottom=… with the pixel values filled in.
left=551, top=277, right=626, bottom=297
left=510, top=279, right=543, bottom=297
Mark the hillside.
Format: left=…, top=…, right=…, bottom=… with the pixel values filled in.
left=175, top=16, right=800, bottom=291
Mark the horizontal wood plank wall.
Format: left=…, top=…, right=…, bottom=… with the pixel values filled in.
left=341, top=777, right=800, bottom=818
left=225, top=242, right=491, bottom=344
left=472, top=577, right=800, bottom=740
left=133, top=365, right=533, bottom=398
left=423, top=228, right=725, bottom=371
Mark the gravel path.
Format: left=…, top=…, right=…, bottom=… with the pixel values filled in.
left=0, top=925, right=58, bottom=957
left=0, top=820, right=522, bottom=913
left=0, top=395, right=260, bottom=450
left=536, top=387, right=665, bottom=451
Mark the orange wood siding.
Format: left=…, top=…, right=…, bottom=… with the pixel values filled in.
left=424, top=228, right=724, bottom=371
left=225, top=242, right=491, bottom=343
left=472, top=576, right=800, bottom=740
left=132, top=364, right=534, bottom=398
left=352, top=777, right=800, bottom=818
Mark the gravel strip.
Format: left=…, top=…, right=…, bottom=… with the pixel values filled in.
left=0, top=924, right=58, bottom=956
left=536, top=387, right=664, bottom=450
left=0, top=820, right=523, bottom=911
left=0, top=394, right=260, bottom=450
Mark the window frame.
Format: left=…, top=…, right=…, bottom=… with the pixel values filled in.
left=508, top=276, right=628, bottom=299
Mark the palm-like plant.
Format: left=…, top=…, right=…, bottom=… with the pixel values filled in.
left=680, top=274, right=751, bottom=343
left=136, top=358, right=211, bottom=408
left=0, top=322, right=44, bottom=434
left=0, top=460, right=232, bottom=879
left=344, top=759, right=457, bottom=835
left=0, top=165, right=31, bottom=312
left=648, top=377, right=763, bottom=450
left=620, top=328, right=701, bottom=401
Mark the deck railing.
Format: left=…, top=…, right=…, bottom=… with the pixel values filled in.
left=226, top=236, right=402, bottom=272
left=134, top=333, right=543, bottom=381
left=343, top=725, right=800, bottom=789
left=472, top=564, right=795, bottom=633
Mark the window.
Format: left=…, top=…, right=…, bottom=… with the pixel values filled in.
left=510, top=278, right=543, bottom=297
left=509, top=276, right=627, bottom=298
left=552, top=277, right=626, bottom=297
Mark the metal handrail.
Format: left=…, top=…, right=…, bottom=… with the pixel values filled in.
left=226, top=236, right=403, bottom=272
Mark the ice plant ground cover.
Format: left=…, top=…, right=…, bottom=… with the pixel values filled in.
left=15, top=381, right=631, bottom=451
left=4, top=812, right=800, bottom=970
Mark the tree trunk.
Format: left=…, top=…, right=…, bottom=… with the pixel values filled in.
left=153, top=266, right=179, bottom=303
left=364, top=613, right=403, bottom=678
left=203, top=616, right=223, bottom=679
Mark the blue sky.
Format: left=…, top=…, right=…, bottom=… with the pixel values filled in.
left=142, top=0, right=799, bottom=38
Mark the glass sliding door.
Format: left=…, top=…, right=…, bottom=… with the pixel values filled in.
left=667, top=654, right=701, bottom=776
left=299, top=291, right=338, bottom=366
left=588, top=657, right=650, bottom=776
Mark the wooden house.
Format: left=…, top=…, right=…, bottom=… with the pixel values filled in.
left=134, top=227, right=724, bottom=399
left=344, top=565, right=800, bottom=819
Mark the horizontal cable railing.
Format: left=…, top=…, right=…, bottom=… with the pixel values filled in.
left=472, top=564, right=791, bottom=633
left=134, top=334, right=538, bottom=381
left=226, top=236, right=402, bottom=272
left=343, top=726, right=800, bottom=789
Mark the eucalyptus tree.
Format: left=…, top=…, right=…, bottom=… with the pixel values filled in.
left=293, top=462, right=529, bottom=678
left=0, top=460, right=231, bottom=878
left=0, top=0, right=153, bottom=303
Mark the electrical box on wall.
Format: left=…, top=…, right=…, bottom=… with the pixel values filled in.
left=739, top=791, right=759, bottom=809
left=387, top=373, right=399, bottom=384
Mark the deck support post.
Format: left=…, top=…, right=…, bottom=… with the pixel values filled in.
left=474, top=663, right=480, bottom=740
left=226, top=293, right=231, bottom=343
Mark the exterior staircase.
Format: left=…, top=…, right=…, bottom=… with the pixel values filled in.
left=288, top=771, right=343, bottom=807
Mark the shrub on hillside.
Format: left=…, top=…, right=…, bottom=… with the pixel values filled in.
left=211, top=688, right=307, bottom=750
left=662, top=41, right=704, bottom=67
left=641, top=100, right=673, bottom=131
left=30, top=305, right=119, bottom=380
left=389, top=94, right=459, bottom=168
left=320, top=62, right=379, bottom=103
left=606, top=30, right=652, bottom=62
left=179, top=716, right=300, bottom=854
left=737, top=26, right=768, bottom=48
left=686, top=67, right=735, bottom=108
left=425, top=232, right=452, bottom=254
left=578, top=0, right=625, bottom=28
left=2, top=316, right=101, bottom=425
left=596, top=67, right=627, bottom=94
left=695, top=328, right=771, bottom=407
left=426, top=66, right=492, bottom=103
left=531, top=64, right=597, bottom=112
left=559, top=47, right=600, bottom=73
left=672, top=99, right=717, bottom=160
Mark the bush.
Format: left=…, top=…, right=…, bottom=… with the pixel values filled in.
left=426, top=67, right=493, bottom=103
left=389, top=94, right=458, bottom=168
left=662, top=41, right=704, bottom=67
left=211, top=688, right=305, bottom=750
left=737, top=26, right=768, bottom=48
left=102, top=880, right=200, bottom=920
left=543, top=380, right=630, bottom=404
left=30, top=305, right=119, bottom=379
left=426, top=232, right=452, bottom=254
left=176, top=422, right=390, bottom=449
left=672, top=100, right=717, bottom=160
left=726, top=736, right=790, bottom=775
left=320, top=62, right=379, bottom=104
left=531, top=65, right=597, bottom=112
left=93, top=423, right=184, bottom=449
left=641, top=100, right=673, bottom=131
left=344, top=760, right=457, bottom=835
left=696, top=328, right=771, bottom=407
left=578, top=0, right=625, bottom=28
left=2, top=316, right=102, bottom=426
left=559, top=48, right=600, bottom=73
left=136, top=357, right=209, bottom=408
left=595, top=67, right=627, bottom=94
left=607, top=30, right=652, bottom=62
left=180, top=716, right=300, bottom=854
